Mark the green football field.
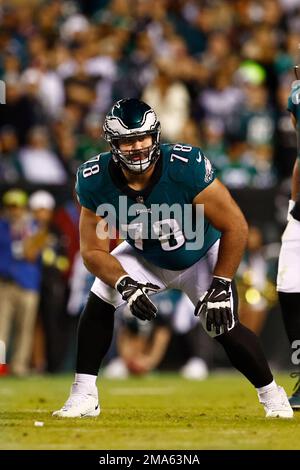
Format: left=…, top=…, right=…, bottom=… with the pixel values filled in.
left=0, top=373, right=299, bottom=450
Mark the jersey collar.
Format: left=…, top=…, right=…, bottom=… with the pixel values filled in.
left=108, top=155, right=163, bottom=202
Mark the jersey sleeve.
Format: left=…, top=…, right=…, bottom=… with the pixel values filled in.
left=167, top=144, right=216, bottom=200
left=189, top=150, right=216, bottom=199
left=75, top=165, right=97, bottom=212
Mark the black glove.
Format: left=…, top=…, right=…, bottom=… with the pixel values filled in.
left=194, top=277, right=233, bottom=335
left=116, top=275, right=160, bottom=321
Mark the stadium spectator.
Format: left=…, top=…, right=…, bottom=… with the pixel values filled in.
left=75, top=112, right=108, bottom=165
left=142, top=66, right=191, bottom=142
left=0, top=189, right=45, bottom=376
left=18, top=126, right=67, bottom=184
left=29, top=191, right=70, bottom=373
left=104, top=290, right=211, bottom=380
left=237, top=226, right=277, bottom=335
left=0, top=75, right=47, bottom=145
left=0, top=126, right=23, bottom=184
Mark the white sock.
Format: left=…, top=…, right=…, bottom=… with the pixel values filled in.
left=256, top=379, right=277, bottom=396
left=74, top=373, right=97, bottom=390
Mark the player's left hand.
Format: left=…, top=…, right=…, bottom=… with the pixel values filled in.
left=194, top=277, right=233, bottom=335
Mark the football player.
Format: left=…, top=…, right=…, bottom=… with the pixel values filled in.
left=277, top=79, right=300, bottom=409
left=53, top=99, right=293, bottom=418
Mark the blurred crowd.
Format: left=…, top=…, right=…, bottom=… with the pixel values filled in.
left=1, top=0, right=299, bottom=376
left=0, top=188, right=78, bottom=375
left=1, top=0, right=300, bottom=186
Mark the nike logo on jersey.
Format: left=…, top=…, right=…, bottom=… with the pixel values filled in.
left=196, top=151, right=202, bottom=163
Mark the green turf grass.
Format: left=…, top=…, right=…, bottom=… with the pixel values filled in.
left=0, top=373, right=299, bottom=450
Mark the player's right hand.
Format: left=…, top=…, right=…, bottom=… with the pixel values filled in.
left=115, top=275, right=160, bottom=321
left=194, top=276, right=233, bottom=335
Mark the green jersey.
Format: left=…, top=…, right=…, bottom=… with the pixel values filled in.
left=288, top=87, right=300, bottom=163
left=75, top=143, right=221, bottom=270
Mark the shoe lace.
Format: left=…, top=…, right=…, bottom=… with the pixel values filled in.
left=290, top=372, right=300, bottom=394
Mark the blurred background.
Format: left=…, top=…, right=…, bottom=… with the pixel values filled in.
left=0, top=0, right=299, bottom=378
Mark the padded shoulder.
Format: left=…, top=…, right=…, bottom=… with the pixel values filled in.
left=162, top=143, right=215, bottom=200
left=75, top=152, right=111, bottom=212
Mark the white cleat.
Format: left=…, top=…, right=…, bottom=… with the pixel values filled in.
left=259, top=385, right=294, bottom=419
left=52, top=384, right=100, bottom=418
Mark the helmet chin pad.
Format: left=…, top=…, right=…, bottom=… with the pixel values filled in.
left=118, top=146, right=152, bottom=173
left=111, top=140, right=160, bottom=174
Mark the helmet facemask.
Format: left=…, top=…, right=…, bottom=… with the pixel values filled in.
left=110, top=130, right=160, bottom=174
